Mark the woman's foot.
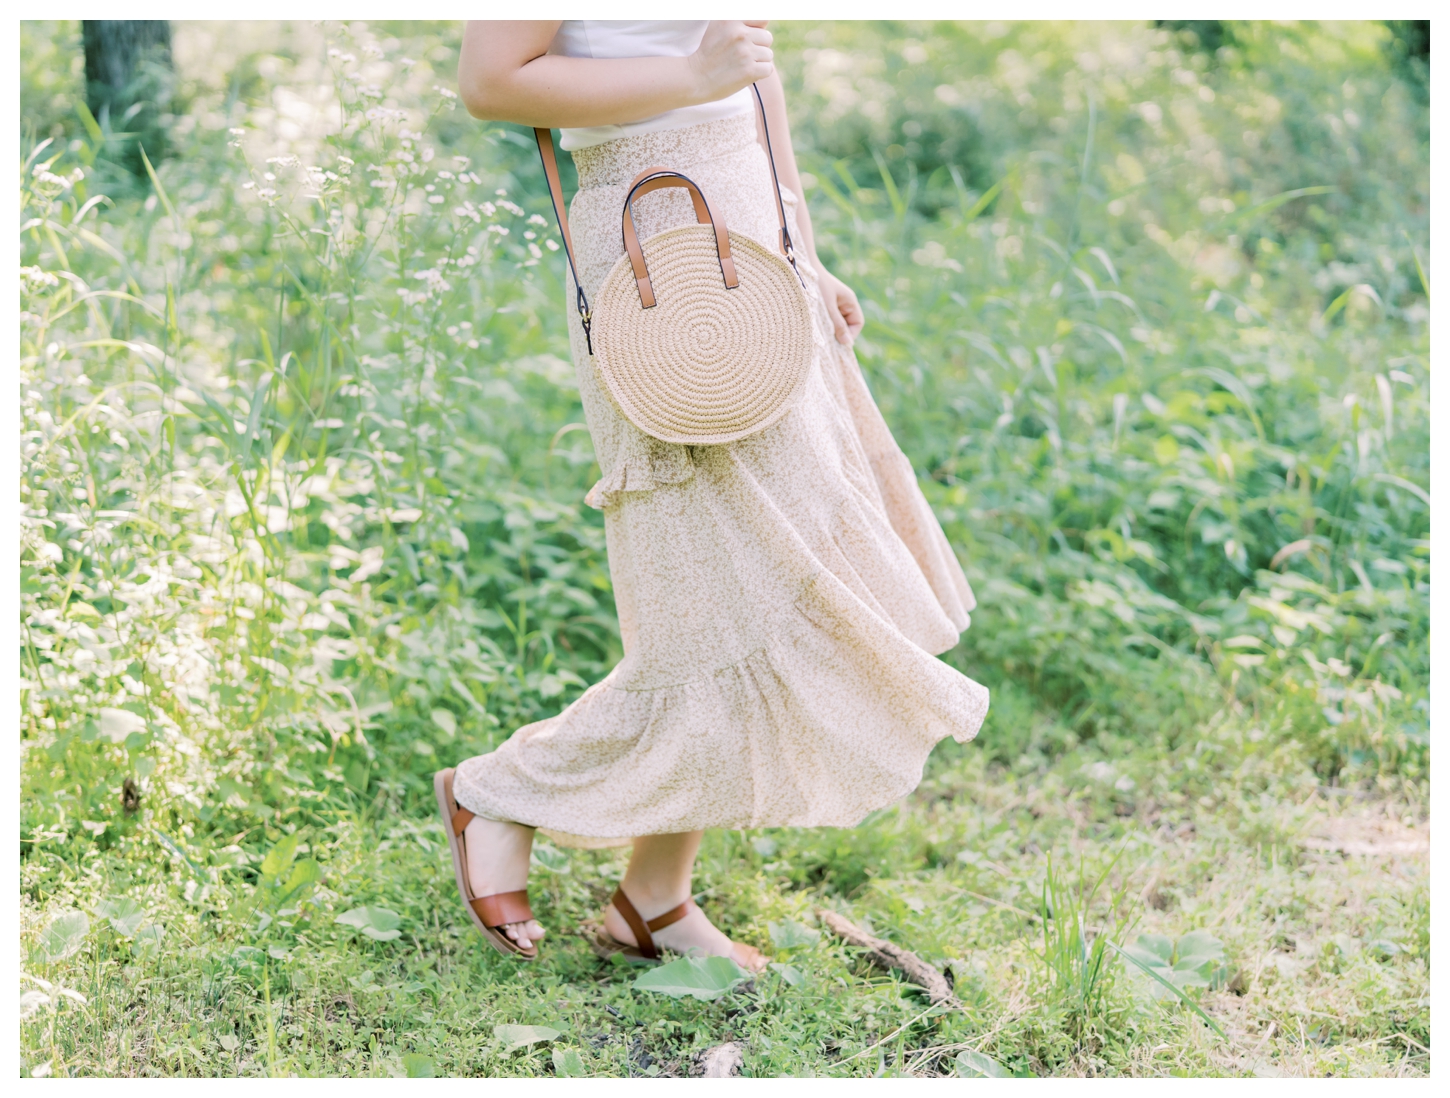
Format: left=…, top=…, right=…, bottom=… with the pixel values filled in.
left=463, top=816, right=546, bottom=951
left=602, top=894, right=767, bottom=973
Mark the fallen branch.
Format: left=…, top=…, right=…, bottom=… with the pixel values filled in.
left=817, top=910, right=959, bottom=1007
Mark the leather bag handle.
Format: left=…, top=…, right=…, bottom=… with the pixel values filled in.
left=533, top=83, right=797, bottom=350
left=621, top=167, right=738, bottom=308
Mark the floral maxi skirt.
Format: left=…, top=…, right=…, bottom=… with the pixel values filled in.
left=453, top=112, right=989, bottom=846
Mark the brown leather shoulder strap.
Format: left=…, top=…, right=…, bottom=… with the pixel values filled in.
left=534, top=126, right=594, bottom=352
left=534, top=128, right=580, bottom=276
left=750, top=82, right=796, bottom=268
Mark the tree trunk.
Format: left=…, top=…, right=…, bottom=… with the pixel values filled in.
left=81, top=20, right=173, bottom=173
left=82, top=20, right=172, bottom=122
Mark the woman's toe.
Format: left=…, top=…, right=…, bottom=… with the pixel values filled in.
left=733, top=943, right=768, bottom=973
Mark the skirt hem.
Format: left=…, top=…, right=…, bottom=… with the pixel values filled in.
left=451, top=570, right=988, bottom=845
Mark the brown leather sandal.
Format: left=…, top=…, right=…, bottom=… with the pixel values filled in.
left=434, top=768, right=539, bottom=961
left=590, top=887, right=768, bottom=972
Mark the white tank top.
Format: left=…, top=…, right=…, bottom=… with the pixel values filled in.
left=551, top=20, right=754, bottom=151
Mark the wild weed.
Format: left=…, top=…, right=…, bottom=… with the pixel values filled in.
left=18, top=19, right=1428, bottom=1078
left=1035, top=852, right=1132, bottom=1044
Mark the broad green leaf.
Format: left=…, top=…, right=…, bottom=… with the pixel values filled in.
left=530, top=843, right=570, bottom=873
left=1122, top=945, right=1171, bottom=974
left=336, top=906, right=402, bottom=941
left=1135, top=934, right=1174, bottom=963
left=40, top=910, right=90, bottom=961
left=1170, top=969, right=1212, bottom=989
left=402, top=1053, right=435, bottom=1078
left=1174, top=930, right=1226, bottom=969
left=1122, top=942, right=1179, bottom=1000
left=956, top=1049, right=1009, bottom=1078
left=632, top=955, right=751, bottom=1001
left=93, top=897, right=146, bottom=937
left=768, top=920, right=820, bottom=949
left=494, top=1024, right=562, bottom=1052
left=269, top=859, right=323, bottom=908
left=769, top=962, right=804, bottom=987
left=1107, top=941, right=1228, bottom=1041
left=259, top=833, right=301, bottom=886
left=133, top=923, right=165, bottom=955
left=430, top=709, right=457, bottom=736
left=552, top=1048, right=587, bottom=1077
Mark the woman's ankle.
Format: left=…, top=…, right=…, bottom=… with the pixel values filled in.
left=616, top=877, right=691, bottom=917
left=617, top=831, right=703, bottom=917
left=464, top=816, right=534, bottom=894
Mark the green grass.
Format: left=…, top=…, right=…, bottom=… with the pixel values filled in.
left=20, top=19, right=1428, bottom=1077
left=20, top=739, right=1429, bottom=1077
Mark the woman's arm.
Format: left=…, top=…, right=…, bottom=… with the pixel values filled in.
left=457, top=21, right=774, bottom=128
left=458, top=22, right=862, bottom=344
left=755, top=71, right=864, bottom=345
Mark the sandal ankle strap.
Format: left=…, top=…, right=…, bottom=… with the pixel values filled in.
left=611, top=887, right=693, bottom=959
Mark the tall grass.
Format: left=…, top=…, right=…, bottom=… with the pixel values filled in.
left=22, top=24, right=615, bottom=849
left=22, top=20, right=1427, bottom=851
left=19, top=19, right=1429, bottom=1078
left=775, top=20, right=1428, bottom=778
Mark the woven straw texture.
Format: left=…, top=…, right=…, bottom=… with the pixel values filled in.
left=593, top=224, right=812, bottom=444
left=453, top=112, right=988, bottom=846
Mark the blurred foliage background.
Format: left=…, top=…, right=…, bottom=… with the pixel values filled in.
left=19, top=19, right=1428, bottom=1078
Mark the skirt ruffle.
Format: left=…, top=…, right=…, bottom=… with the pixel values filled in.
left=453, top=565, right=988, bottom=846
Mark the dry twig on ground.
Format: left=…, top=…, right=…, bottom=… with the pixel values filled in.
left=817, top=909, right=959, bottom=1007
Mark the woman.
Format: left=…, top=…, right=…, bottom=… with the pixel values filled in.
left=438, top=20, right=988, bottom=969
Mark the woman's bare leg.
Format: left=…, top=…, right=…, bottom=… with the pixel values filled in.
left=602, top=831, right=766, bottom=971
left=463, top=817, right=546, bottom=949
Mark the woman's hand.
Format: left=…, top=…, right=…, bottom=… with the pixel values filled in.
left=816, top=268, right=865, bottom=346
left=686, top=21, right=774, bottom=104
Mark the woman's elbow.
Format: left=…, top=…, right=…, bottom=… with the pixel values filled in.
left=458, top=72, right=503, bottom=120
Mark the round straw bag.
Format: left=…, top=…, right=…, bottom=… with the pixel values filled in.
left=591, top=171, right=811, bottom=444
left=534, top=85, right=814, bottom=446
